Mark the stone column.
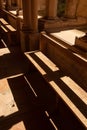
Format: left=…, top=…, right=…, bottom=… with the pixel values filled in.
left=65, top=0, right=79, bottom=18
left=21, top=0, right=39, bottom=51
left=0, top=0, right=3, bottom=9
left=16, top=0, right=22, bottom=15
left=20, top=0, right=31, bottom=51
left=31, top=0, right=38, bottom=32
left=17, top=0, right=22, bottom=9
left=22, top=0, right=31, bottom=30
left=5, top=0, right=12, bottom=10
left=46, top=0, right=58, bottom=19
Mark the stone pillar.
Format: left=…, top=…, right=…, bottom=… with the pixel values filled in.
left=16, top=0, right=22, bottom=15
left=5, top=0, right=12, bottom=10
left=17, top=0, right=22, bottom=9
left=21, top=0, right=31, bottom=51
left=31, top=0, right=38, bottom=32
left=46, top=0, right=58, bottom=19
left=0, top=0, right=3, bottom=9
left=22, top=0, right=31, bottom=30
left=21, top=0, right=39, bottom=51
left=65, top=0, right=79, bottom=18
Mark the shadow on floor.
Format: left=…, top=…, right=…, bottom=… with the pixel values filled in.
left=0, top=73, right=58, bottom=130
left=0, top=45, right=30, bottom=79
left=0, top=72, right=85, bottom=130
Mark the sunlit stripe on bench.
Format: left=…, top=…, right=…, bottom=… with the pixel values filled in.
left=6, top=25, right=16, bottom=32
left=35, top=51, right=59, bottom=72
left=25, top=53, right=46, bottom=75
left=61, top=76, right=87, bottom=105
left=0, top=18, right=9, bottom=25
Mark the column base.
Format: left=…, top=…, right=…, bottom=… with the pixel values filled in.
left=46, top=16, right=58, bottom=20
left=20, top=31, right=39, bottom=52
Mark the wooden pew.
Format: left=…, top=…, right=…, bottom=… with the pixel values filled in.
left=47, top=30, right=87, bottom=59
left=24, top=32, right=87, bottom=130
left=0, top=18, right=17, bottom=46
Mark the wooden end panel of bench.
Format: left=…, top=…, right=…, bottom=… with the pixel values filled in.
left=24, top=51, right=87, bottom=129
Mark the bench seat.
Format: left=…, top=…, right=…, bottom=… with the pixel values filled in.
left=25, top=50, right=87, bottom=129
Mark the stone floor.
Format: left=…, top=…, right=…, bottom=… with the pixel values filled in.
left=0, top=43, right=55, bottom=130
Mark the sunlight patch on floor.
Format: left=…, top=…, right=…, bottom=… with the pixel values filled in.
left=0, top=78, right=18, bottom=117
left=10, top=121, right=26, bottom=130
left=0, top=48, right=10, bottom=56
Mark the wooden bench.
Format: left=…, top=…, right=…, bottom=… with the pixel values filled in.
left=24, top=32, right=87, bottom=129
left=47, top=30, right=87, bottom=59
left=0, top=18, right=17, bottom=46
left=40, top=32, right=87, bottom=89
